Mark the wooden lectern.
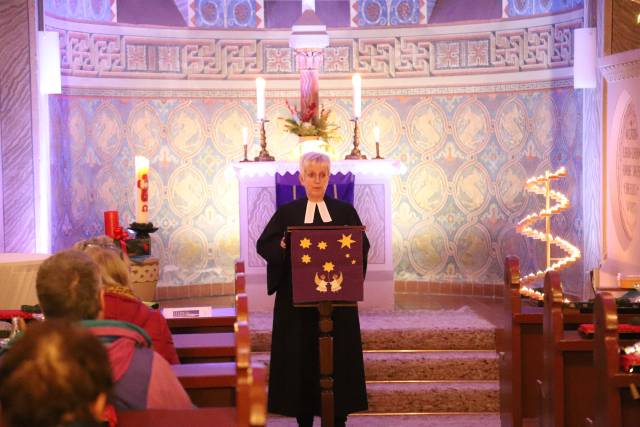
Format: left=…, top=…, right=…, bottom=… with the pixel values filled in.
left=288, top=225, right=366, bottom=427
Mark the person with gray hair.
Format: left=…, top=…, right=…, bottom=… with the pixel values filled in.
left=257, top=151, right=369, bottom=427
left=33, top=250, right=192, bottom=411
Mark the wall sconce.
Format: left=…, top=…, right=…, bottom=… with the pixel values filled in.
left=573, top=27, right=597, bottom=89
left=37, top=31, right=62, bottom=95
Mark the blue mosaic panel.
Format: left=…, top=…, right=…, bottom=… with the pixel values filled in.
left=227, top=0, right=257, bottom=27
left=45, top=0, right=114, bottom=22
left=357, top=0, right=389, bottom=26
left=195, top=0, right=225, bottom=27
left=505, top=0, right=583, bottom=17
left=390, top=0, right=419, bottom=25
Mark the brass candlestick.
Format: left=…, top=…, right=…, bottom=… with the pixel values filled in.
left=345, top=118, right=367, bottom=160
left=240, top=144, right=250, bottom=162
left=374, top=141, right=383, bottom=159
left=255, top=119, right=274, bottom=161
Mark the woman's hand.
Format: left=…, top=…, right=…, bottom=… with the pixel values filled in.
left=280, top=237, right=286, bottom=249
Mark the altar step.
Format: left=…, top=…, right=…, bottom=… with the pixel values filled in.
left=252, top=349, right=498, bottom=381
left=250, top=311, right=495, bottom=352
left=252, top=350, right=498, bottom=414
left=249, top=308, right=499, bottom=423
left=267, top=413, right=500, bottom=426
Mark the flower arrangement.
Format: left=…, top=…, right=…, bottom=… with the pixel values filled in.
left=282, top=101, right=338, bottom=142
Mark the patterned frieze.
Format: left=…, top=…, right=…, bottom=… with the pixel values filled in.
left=62, top=78, right=574, bottom=98
left=49, top=10, right=582, bottom=81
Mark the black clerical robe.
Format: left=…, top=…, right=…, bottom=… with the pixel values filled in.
left=256, top=196, right=369, bottom=418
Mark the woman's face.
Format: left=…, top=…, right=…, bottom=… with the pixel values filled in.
left=300, top=161, right=330, bottom=202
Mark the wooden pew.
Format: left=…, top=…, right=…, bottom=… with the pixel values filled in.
left=592, top=292, right=640, bottom=427
left=539, top=270, right=597, bottom=427
left=539, top=271, right=638, bottom=427
left=172, top=297, right=256, bottom=407
left=172, top=294, right=249, bottom=363
left=117, top=407, right=237, bottom=426
left=173, top=331, right=236, bottom=363
left=499, top=257, right=594, bottom=427
left=120, top=323, right=267, bottom=426
left=499, top=256, right=545, bottom=427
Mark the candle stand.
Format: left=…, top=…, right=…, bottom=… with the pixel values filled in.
left=255, top=119, right=275, bottom=161
left=373, top=141, right=384, bottom=160
left=345, top=118, right=367, bottom=160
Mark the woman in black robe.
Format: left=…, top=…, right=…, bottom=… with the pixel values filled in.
left=256, top=152, right=369, bottom=427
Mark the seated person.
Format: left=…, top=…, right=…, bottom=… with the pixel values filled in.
left=0, top=319, right=113, bottom=427
left=35, top=249, right=192, bottom=411
left=74, top=237, right=179, bottom=364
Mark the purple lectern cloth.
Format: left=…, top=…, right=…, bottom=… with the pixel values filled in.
left=275, top=172, right=354, bottom=208
left=290, top=227, right=364, bottom=303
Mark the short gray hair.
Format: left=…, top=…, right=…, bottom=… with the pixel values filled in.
left=299, top=152, right=331, bottom=174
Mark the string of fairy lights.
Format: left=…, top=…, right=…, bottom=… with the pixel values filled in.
left=515, top=167, right=581, bottom=301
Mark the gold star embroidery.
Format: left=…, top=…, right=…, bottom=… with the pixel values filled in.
left=317, top=241, right=328, bottom=250
left=338, top=234, right=356, bottom=249
left=301, top=254, right=311, bottom=264
left=322, top=262, right=335, bottom=272
left=351, top=260, right=356, bottom=264
left=299, top=238, right=312, bottom=249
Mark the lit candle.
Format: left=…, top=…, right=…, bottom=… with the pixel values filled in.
left=242, top=127, right=248, bottom=146
left=374, top=126, right=380, bottom=142
left=256, top=77, right=265, bottom=121
left=352, top=73, right=361, bottom=118
left=135, top=156, right=149, bottom=224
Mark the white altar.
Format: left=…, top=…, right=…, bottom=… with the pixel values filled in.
left=234, top=159, right=405, bottom=311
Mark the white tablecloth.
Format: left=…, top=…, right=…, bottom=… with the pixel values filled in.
left=0, top=253, right=49, bottom=309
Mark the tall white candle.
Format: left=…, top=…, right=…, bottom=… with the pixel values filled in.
left=135, top=156, right=149, bottom=224
left=242, top=127, right=248, bottom=146
left=374, top=126, right=380, bottom=142
left=352, top=73, right=361, bottom=118
left=256, top=77, right=265, bottom=121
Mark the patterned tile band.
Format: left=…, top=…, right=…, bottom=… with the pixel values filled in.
left=48, top=9, right=582, bottom=80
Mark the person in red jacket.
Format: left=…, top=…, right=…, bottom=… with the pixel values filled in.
left=75, top=237, right=179, bottom=364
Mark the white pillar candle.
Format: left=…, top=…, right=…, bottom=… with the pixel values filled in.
left=242, top=127, right=248, bottom=146
left=374, top=126, right=380, bottom=142
left=256, top=77, right=265, bottom=121
left=302, top=0, right=315, bottom=12
left=135, top=156, right=149, bottom=224
left=352, top=73, right=361, bottom=118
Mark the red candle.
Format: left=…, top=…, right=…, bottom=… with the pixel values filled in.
left=104, top=211, right=119, bottom=238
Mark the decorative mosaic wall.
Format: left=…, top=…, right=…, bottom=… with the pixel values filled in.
left=50, top=15, right=581, bottom=79
left=504, top=0, right=583, bottom=17
left=349, top=0, right=430, bottom=26
left=49, top=87, right=583, bottom=287
left=45, top=0, right=116, bottom=22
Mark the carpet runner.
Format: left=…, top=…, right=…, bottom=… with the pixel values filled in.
left=248, top=307, right=500, bottom=426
